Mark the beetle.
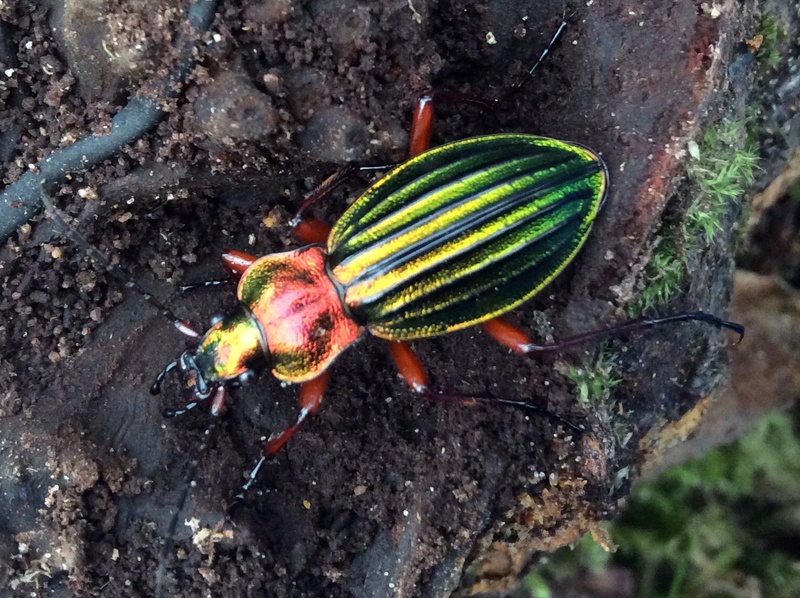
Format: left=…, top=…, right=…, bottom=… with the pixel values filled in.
left=148, top=128, right=607, bottom=496
left=144, top=92, right=742, bottom=508
left=39, top=26, right=743, bottom=515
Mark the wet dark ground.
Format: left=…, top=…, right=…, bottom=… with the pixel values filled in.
left=0, top=1, right=751, bottom=596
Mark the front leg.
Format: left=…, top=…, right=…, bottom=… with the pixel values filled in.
left=179, top=250, right=259, bottom=292
left=225, top=370, right=332, bottom=515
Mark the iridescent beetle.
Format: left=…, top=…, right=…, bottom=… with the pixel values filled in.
left=145, top=90, right=743, bottom=506
left=154, top=130, right=608, bottom=423
left=39, top=26, right=742, bottom=510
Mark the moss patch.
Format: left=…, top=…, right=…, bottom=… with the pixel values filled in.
left=524, top=411, right=800, bottom=597
left=631, top=119, right=758, bottom=314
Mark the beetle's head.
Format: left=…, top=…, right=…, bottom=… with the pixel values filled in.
left=150, top=308, right=266, bottom=414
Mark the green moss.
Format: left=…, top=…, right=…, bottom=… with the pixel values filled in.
left=561, top=342, right=620, bottom=405
left=631, top=119, right=758, bottom=314
left=756, top=14, right=787, bottom=70
left=686, top=122, right=758, bottom=243
left=524, top=573, right=552, bottom=598
left=630, top=236, right=685, bottom=313
left=521, top=412, right=800, bottom=597
left=613, top=412, right=800, bottom=597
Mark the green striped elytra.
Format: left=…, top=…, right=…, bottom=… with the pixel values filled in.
left=329, top=134, right=608, bottom=339
left=148, top=121, right=741, bottom=514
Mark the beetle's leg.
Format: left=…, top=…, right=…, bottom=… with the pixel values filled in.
left=407, top=92, right=491, bottom=157
left=291, top=164, right=396, bottom=244
left=387, top=341, right=430, bottom=392
left=385, top=340, right=581, bottom=432
left=178, top=279, right=230, bottom=293
left=162, top=396, right=207, bottom=418
left=158, top=384, right=227, bottom=420
left=225, top=370, right=332, bottom=514
left=481, top=312, right=744, bottom=355
left=506, top=15, right=568, bottom=96
left=291, top=165, right=384, bottom=244
left=151, top=360, right=179, bottom=395
left=407, top=16, right=567, bottom=150
left=209, top=386, right=229, bottom=417
left=293, top=173, right=337, bottom=243
left=178, top=250, right=257, bottom=293
left=291, top=91, right=479, bottom=234
left=408, top=96, right=434, bottom=157
left=293, top=217, right=333, bottom=245
left=262, top=371, right=329, bottom=454
left=221, top=250, right=257, bottom=278
left=480, top=317, right=537, bottom=354
left=291, top=164, right=358, bottom=230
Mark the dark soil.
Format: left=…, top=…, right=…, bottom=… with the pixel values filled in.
left=0, top=0, right=748, bottom=596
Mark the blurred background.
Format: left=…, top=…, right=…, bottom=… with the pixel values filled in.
left=522, top=9, right=800, bottom=598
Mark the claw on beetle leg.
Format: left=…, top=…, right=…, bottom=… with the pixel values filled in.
left=163, top=399, right=205, bottom=419
left=179, top=279, right=230, bottom=293
left=162, top=385, right=228, bottom=419
left=291, top=164, right=359, bottom=226
left=178, top=251, right=258, bottom=294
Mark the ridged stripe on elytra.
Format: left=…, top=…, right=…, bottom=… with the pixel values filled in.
left=366, top=213, right=587, bottom=338
left=353, top=189, right=588, bottom=314
left=332, top=152, right=568, bottom=287
left=329, top=143, right=568, bottom=264
left=328, top=135, right=572, bottom=264
left=340, top=167, right=594, bottom=304
left=326, top=134, right=608, bottom=340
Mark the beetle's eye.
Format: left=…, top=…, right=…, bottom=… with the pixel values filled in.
left=238, top=370, right=255, bottom=386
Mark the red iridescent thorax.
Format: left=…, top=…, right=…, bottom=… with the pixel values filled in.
left=238, top=245, right=364, bottom=382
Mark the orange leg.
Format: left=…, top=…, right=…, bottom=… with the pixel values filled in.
left=407, top=93, right=492, bottom=157
left=291, top=165, right=359, bottom=244
left=290, top=92, right=443, bottom=240
left=387, top=340, right=430, bottom=393
left=408, top=95, right=435, bottom=157
left=291, top=90, right=473, bottom=243
left=482, top=314, right=744, bottom=355
left=229, top=370, right=332, bottom=510
left=481, top=317, right=534, bottom=354
left=221, top=250, right=257, bottom=278
left=289, top=19, right=570, bottom=241
left=293, top=218, right=332, bottom=245
left=178, top=250, right=258, bottom=294
left=263, top=370, right=330, bottom=455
